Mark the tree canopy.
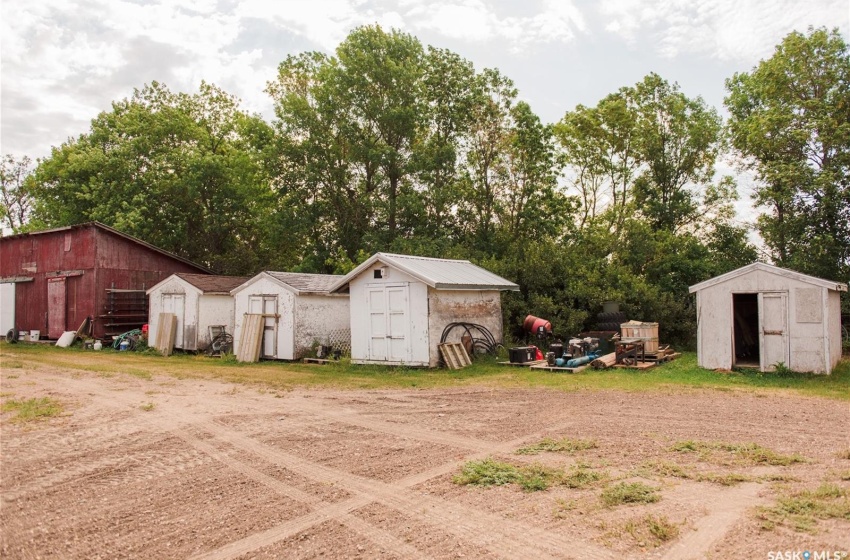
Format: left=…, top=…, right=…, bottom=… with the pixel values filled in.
left=8, top=24, right=848, bottom=343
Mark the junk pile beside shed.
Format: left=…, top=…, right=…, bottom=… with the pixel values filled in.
left=329, top=253, right=519, bottom=367
left=689, top=262, right=847, bottom=374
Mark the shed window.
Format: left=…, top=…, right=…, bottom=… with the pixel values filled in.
left=374, top=269, right=383, bottom=279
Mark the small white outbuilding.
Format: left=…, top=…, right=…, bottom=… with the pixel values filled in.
left=329, top=253, right=519, bottom=367
left=688, top=263, right=847, bottom=374
left=147, top=273, right=249, bottom=351
left=231, top=272, right=349, bottom=360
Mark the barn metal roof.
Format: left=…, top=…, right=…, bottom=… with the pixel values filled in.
left=688, top=262, right=848, bottom=293
left=176, top=273, right=250, bottom=294
left=329, top=253, right=520, bottom=292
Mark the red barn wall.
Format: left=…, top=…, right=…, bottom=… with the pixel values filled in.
left=1, top=224, right=206, bottom=340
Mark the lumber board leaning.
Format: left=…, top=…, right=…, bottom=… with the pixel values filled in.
left=237, top=314, right=264, bottom=363
left=155, top=313, right=177, bottom=356
left=439, top=342, right=471, bottom=370
left=590, top=352, right=616, bottom=370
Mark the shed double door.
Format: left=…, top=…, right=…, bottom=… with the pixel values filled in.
left=367, top=284, right=410, bottom=362
left=759, top=292, right=789, bottom=371
left=249, top=296, right=277, bottom=358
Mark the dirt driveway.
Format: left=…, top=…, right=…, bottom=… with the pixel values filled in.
left=1, top=360, right=849, bottom=559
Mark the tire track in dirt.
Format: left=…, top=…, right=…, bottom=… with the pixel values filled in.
left=660, top=482, right=766, bottom=559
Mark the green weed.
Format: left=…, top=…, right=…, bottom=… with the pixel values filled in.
left=633, top=459, right=691, bottom=479
left=670, top=440, right=805, bottom=466
left=453, top=458, right=520, bottom=487
left=140, top=402, right=156, bottom=411
left=758, top=483, right=850, bottom=533
left=1, top=397, right=63, bottom=423
left=695, top=472, right=754, bottom=486
left=562, top=466, right=606, bottom=489
left=516, top=437, right=598, bottom=455
left=600, top=482, right=661, bottom=507
left=837, top=449, right=850, bottom=460
left=621, top=514, right=680, bottom=547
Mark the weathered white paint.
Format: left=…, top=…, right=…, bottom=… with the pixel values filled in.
left=232, top=275, right=349, bottom=360
left=347, top=262, right=507, bottom=367
left=690, top=265, right=845, bottom=374
left=148, top=276, right=238, bottom=352
left=1, top=283, right=15, bottom=334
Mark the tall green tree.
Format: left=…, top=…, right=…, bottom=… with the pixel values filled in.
left=0, top=154, right=35, bottom=233
left=725, top=27, right=850, bottom=280
left=30, top=81, right=274, bottom=273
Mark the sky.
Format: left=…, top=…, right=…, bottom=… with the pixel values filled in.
left=1, top=0, right=849, bottom=228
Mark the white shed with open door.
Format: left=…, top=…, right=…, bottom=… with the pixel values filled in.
left=689, top=263, right=847, bottom=374
left=330, top=253, right=519, bottom=367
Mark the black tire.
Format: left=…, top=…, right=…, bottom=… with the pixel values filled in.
left=6, top=329, right=17, bottom=343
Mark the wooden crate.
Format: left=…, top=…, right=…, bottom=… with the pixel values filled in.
left=620, top=321, right=659, bottom=353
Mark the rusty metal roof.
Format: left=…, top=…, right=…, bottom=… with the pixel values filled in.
left=330, top=253, right=520, bottom=292
left=264, top=271, right=345, bottom=295
left=176, top=273, right=250, bottom=294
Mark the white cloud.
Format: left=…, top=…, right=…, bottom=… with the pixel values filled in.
left=600, top=0, right=849, bottom=61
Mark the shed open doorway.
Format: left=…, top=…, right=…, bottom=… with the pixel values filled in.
left=733, top=293, right=759, bottom=367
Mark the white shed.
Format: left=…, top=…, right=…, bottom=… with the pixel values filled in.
left=329, top=253, right=519, bottom=367
left=688, top=263, right=847, bottom=374
left=231, top=272, right=350, bottom=360
left=147, top=273, right=249, bottom=351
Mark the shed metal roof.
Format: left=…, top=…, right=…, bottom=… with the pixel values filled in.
left=264, top=271, right=343, bottom=294
left=330, top=252, right=520, bottom=292
left=688, top=262, right=848, bottom=293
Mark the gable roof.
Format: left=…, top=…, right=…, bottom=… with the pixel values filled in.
left=176, top=273, right=250, bottom=294
left=232, top=271, right=345, bottom=296
left=329, top=252, right=520, bottom=293
left=1, top=221, right=210, bottom=273
left=688, top=262, right=848, bottom=293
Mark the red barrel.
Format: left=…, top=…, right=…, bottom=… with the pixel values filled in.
left=523, top=315, right=552, bottom=334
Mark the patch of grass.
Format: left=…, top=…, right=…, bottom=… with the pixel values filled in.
left=140, top=402, right=156, bottom=411
left=837, top=449, right=850, bottom=460
left=600, top=482, right=661, bottom=507
left=670, top=440, right=805, bottom=466
left=3, top=343, right=849, bottom=399
left=839, top=471, right=850, bottom=481
left=1, top=397, right=63, bottom=423
left=516, top=437, right=598, bottom=455
left=3, top=360, right=23, bottom=368
left=517, top=463, right=562, bottom=492
left=553, top=498, right=578, bottom=518
left=621, top=514, right=680, bottom=547
left=634, top=459, right=691, bottom=480
left=453, top=458, right=520, bottom=487
left=758, top=483, right=850, bottom=533
left=562, top=466, right=606, bottom=489
left=125, top=369, right=152, bottom=380
left=695, top=472, right=755, bottom=486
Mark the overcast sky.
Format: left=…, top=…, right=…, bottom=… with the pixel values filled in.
left=2, top=0, right=849, bottom=227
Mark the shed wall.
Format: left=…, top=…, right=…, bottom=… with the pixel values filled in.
left=197, top=295, right=237, bottom=350
left=148, top=278, right=198, bottom=350
left=293, top=295, right=350, bottom=359
left=427, top=289, right=504, bottom=368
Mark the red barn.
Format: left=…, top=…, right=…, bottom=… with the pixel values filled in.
left=0, top=222, right=209, bottom=341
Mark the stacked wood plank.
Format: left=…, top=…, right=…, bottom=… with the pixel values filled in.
left=439, top=342, right=472, bottom=370
left=236, top=314, right=264, bottom=363
left=590, top=352, right=616, bottom=370
left=155, top=313, right=177, bottom=356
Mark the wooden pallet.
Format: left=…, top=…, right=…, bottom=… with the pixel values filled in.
left=613, top=361, right=657, bottom=370
left=498, top=359, right=547, bottom=368
left=439, top=342, right=472, bottom=370
left=530, top=364, right=588, bottom=373
left=643, top=351, right=682, bottom=363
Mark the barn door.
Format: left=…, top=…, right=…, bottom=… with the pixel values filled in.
left=759, top=292, right=789, bottom=371
left=47, top=277, right=66, bottom=339
left=367, top=284, right=410, bottom=362
left=249, top=295, right=277, bottom=358
left=161, top=294, right=185, bottom=348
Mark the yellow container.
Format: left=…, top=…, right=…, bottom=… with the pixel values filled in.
left=620, top=321, right=659, bottom=353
